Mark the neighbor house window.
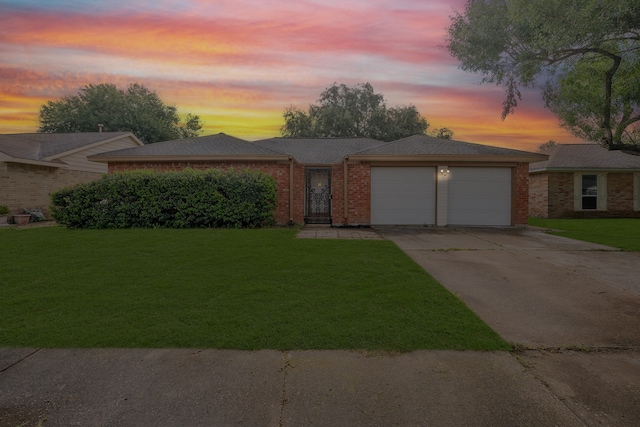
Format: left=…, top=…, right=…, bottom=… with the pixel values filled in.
left=574, top=173, right=607, bottom=211
left=581, top=174, right=598, bottom=209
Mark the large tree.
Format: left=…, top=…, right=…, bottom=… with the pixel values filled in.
left=446, top=0, right=640, bottom=152
left=281, top=83, right=453, bottom=141
left=38, top=83, right=202, bottom=144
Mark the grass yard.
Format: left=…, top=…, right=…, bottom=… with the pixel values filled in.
left=0, top=227, right=508, bottom=351
left=529, top=218, right=640, bottom=251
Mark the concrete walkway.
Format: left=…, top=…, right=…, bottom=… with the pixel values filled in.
left=296, top=225, right=383, bottom=240
left=2, top=226, right=639, bottom=426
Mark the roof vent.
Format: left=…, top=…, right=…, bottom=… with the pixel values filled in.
left=98, top=124, right=103, bottom=133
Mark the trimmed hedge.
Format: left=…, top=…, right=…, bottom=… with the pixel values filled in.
left=50, top=169, right=277, bottom=229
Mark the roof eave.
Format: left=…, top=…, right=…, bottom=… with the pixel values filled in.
left=88, top=154, right=291, bottom=163
left=1, top=155, right=67, bottom=168
left=347, top=154, right=546, bottom=163
left=531, top=167, right=640, bottom=173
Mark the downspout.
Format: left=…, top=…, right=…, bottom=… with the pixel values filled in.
left=289, top=156, right=294, bottom=224
left=343, top=156, right=348, bottom=225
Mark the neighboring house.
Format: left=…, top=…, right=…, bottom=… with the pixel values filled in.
left=529, top=144, right=640, bottom=218
left=90, top=133, right=545, bottom=227
left=0, top=132, right=143, bottom=216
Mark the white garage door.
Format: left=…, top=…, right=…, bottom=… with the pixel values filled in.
left=371, top=167, right=436, bottom=225
left=448, top=167, right=512, bottom=226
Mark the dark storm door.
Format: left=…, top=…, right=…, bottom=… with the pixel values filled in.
left=305, top=168, right=331, bottom=224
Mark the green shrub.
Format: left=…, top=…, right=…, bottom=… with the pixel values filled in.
left=51, top=169, right=277, bottom=229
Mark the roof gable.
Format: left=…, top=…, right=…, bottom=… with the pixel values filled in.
left=0, top=132, right=141, bottom=163
left=530, top=144, right=640, bottom=172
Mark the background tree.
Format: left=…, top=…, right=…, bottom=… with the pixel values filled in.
left=537, top=140, right=557, bottom=153
left=429, top=127, right=454, bottom=140
left=446, top=0, right=640, bottom=152
left=281, top=83, right=452, bottom=142
left=39, top=83, right=202, bottom=144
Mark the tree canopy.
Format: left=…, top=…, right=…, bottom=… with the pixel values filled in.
left=446, top=0, right=640, bottom=152
left=281, top=83, right=453, bottom=141
left=38, top=83, right=202, bottom=144
left=537, top=140, right=557, bottom=153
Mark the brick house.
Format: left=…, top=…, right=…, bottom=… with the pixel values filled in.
left=0, top=132, right=143, bottom=217
left=90, top=133, right=545, bottom=226
left=529, top=144, right=640, bottom=218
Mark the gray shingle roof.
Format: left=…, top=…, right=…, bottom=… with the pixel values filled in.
left=530, top=144, right=640, bottom=171
left=253, top=137, right=385, bottom=164
left=0, top=132, right=133, bottom=161
left=352, top=134, right=544, bottom=157
left=92, top=133, right=285, bottom=158
left=87, top=133, right=545, bottom=164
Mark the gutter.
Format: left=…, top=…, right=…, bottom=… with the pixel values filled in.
left=347, top=154, right=547, bottom=163
left=88, top=154, right=290, bottom=163
left=530, top=167, right=640, bottom=173
left=1, top=156, right=67, bottom=168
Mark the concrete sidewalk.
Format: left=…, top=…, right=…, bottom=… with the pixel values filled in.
left=1, top=347, right=610, bottom=427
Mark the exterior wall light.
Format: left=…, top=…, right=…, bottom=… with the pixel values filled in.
left=439, top=168, right=450, bottom=176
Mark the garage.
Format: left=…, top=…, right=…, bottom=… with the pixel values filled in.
left=448, top=167, right=512, bottom=226
left=371, top=167, right=436, bottom=225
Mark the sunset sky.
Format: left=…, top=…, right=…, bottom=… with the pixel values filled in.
left=0, top=0, right=581, bottom=151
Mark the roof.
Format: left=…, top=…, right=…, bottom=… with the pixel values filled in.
left=530, top=144, right=640, bottom=172
left=0, top=132, right=142, bottom=167
left=349, top=134, right=547, bottom=162
left=90, top=133, right=288, bottom=162
left=89, top=133, right=545, bottom=165
left=253, top=137, right=384, bottom=164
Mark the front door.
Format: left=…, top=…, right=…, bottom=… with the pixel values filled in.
left=305, top=168, right=331, bottom=224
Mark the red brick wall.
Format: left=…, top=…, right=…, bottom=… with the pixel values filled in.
left=330, top=164, right=345, bottom=226
left=109, top=161, right=293, bottom=224
left=529, top=173, right=549, bottom=218
left=291, top=164, right=305, bottom=224
left=345, top=162, right=371, bottom=225
left=607, top=173, right=634, bottom=211
left=107, top=160, right=542, bottom=226
left=514, top=163, right=530, bottom=225
left=547, top=172, right=575, bottom=218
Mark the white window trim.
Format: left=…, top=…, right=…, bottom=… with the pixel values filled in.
left=574, top=172, right=608, bottom=211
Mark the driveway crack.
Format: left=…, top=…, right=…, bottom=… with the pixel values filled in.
left=279, top=351, right=292, bottom=427
left=1, top=348, right=41, bottom=373
left=511, top=351, right=590, bottom=427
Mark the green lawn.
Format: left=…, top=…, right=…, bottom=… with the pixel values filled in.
left=0, top=227, right=507, bottom=351
left=529, top=218, right=640, bottom=251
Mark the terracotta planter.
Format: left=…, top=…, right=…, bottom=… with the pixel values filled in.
left=12, top=214, right=31, bottom=225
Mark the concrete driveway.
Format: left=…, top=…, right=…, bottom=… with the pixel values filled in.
left=377, top=226, right=640, bottom=426
left=377, top=226, right=640, bottom=348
